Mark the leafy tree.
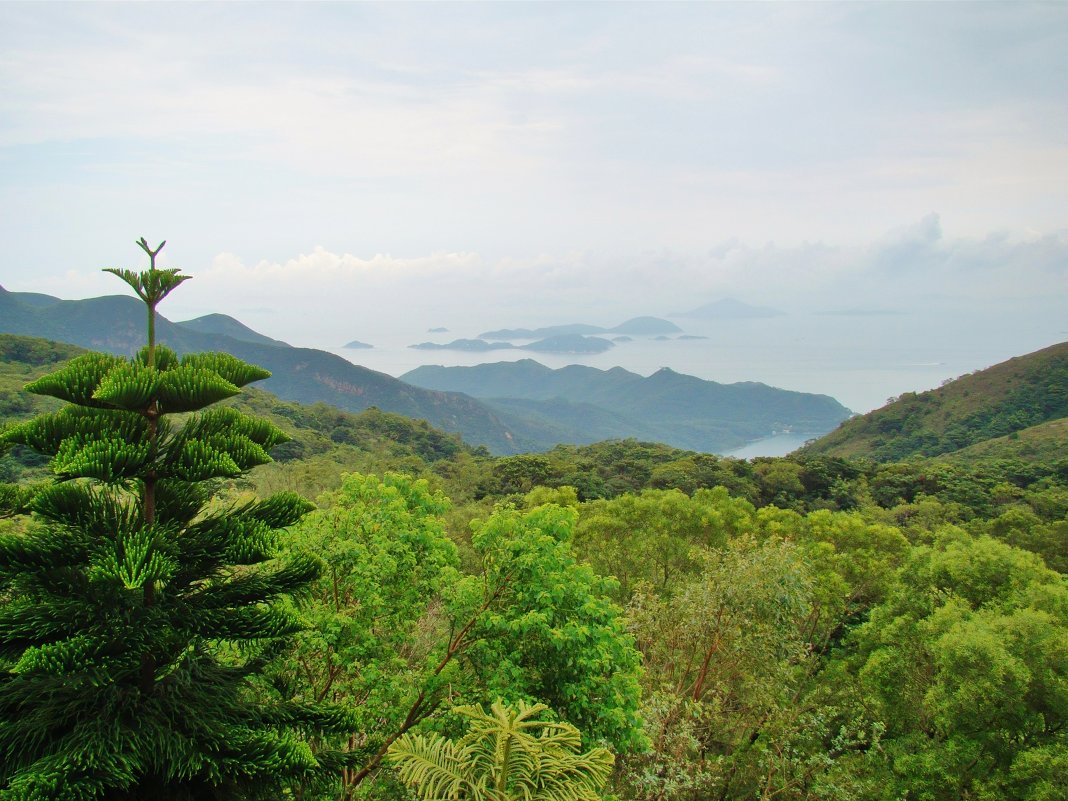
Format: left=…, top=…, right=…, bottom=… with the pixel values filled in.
left=980, top=506, right=1068, bottom=573
left=853, top=528, right=1068, bottom=799
left=622, top=536, right=814, bottom=801
left=0, top=241, right=349, bottom=800
left=482, top=455, right=553, bottom=497
left=574, top=488, right=752, bottom=600
left=458, top=503, right=644, bottom=752
left=389, top=700, right=613, bottom=801
left=275, top=472, right=462, bottom=799
left=274, top=482, right=642, bottom=799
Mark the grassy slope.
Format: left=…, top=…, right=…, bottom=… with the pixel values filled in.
left=0, top=335, right=85, bottom=416
left=799, top=341, right=1068, bottom=461
left=947, top=417, right=1068, bottom=464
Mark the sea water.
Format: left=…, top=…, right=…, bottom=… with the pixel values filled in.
left=322, top=310, right=1063, bottom=456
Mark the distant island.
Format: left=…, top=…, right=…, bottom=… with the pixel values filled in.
left=427, top=327, right=449, bottom=333
left=480, top=316, right=682, bottom=340
left=674, top=298, right=785, bottom=320
left=342, top=340, right=374, bottom=349
left=678, top=334, right=709, bottom=340
left=411, top=338, right=513, bottom=352
left=524, top=334, right=614, bottom=354
left=411, top=333, right=615, bottom=355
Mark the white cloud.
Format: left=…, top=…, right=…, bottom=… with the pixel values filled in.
left=153, top=218, right=1067, bottom=353
left=2, top=2, right=1067, bottom=324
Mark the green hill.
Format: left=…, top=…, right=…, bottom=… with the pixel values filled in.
left=1, top=286, right=853, bottom=455
left=798, top=342, right=1068, bottom=461
left=174, top=313, right=291, bottom=348
left=402, top=360, right=851, bottom=454
left=0, top=289, right=531, bottom=454
left=0, top=333, right=481, bottom=495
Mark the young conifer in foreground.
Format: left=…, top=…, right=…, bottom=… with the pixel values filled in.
left=0, top=239, right=351, bottom=800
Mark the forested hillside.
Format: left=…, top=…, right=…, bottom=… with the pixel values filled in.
left=2, top=327, right=1067, bottom=800
left=403, top=360, right=851, bottom=453
left=799, top=342, right=1068, bottom=461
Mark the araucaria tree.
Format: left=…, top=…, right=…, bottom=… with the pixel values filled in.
left=0, top=240, right=348, bottom=800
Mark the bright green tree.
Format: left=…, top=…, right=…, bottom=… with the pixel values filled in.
left=277, top=489, right=643, bottom=799
left=854, top=528, right=1068, bottom=800
left=275, top=471, right=463, bottom=799
left=574, top=488, right=752, bottom=600
left=388, top=699, right=613, bottom=801
left=457, top=503, right=644, bottom=753
left=0, top=240, right=350, bottom=800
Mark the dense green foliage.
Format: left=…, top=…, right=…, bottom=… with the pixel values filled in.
left=273, top=474, right=642, bottom=799
left=1, top=324, right=1066, bottom=800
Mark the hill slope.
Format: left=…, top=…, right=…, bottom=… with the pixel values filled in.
left=0, top=334, right=484, bottom=499
left=0, top=290, right=530, bottom=454
left=1, top=286, right=851, bottom=456
left=947, top=418, right=1068, bottom=464
left=174, top=313, right=292, bottom=348
left=402, top=360, right=851, bottom=453
left=797, top=342, right=1068, bottom=461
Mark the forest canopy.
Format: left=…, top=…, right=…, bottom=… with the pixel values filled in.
left=0, top=264, right=1065, bottom=799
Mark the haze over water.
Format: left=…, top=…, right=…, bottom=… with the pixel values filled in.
left=326, top=306, right=1062, bottom=418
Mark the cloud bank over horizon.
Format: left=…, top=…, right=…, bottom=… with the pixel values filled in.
left=1, top=2, right=1065, bottom=396
left=26, top=214, right=1043, bottom=351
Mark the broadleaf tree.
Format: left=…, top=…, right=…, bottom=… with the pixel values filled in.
left=0, top=240, right=353, bottom=800
left=275, top=482, right=643, bottom=799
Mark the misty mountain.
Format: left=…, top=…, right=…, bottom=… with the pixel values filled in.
left=402, top=359, right=852, bottom=453
left=674, top=298, right=786, bottom=319
left=0, top=284, right=851, bottom=455
left=175, top=313, right=291, bottom=348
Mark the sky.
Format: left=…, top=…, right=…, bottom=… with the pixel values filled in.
left=1, top=2, right=1066, bottom=411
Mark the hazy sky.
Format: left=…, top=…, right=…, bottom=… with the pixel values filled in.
left=1, top=2, right=1065, bottom=388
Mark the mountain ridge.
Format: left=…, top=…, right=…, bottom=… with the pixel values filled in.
left=0, top=289, right=532, bottom=454
left=402, top=360, right=851, bottom=453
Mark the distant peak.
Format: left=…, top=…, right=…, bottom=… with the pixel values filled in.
left=674, top=298, right=785, bottom=319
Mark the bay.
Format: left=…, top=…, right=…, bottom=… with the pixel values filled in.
left=724, top=432, right=825, bottom=459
